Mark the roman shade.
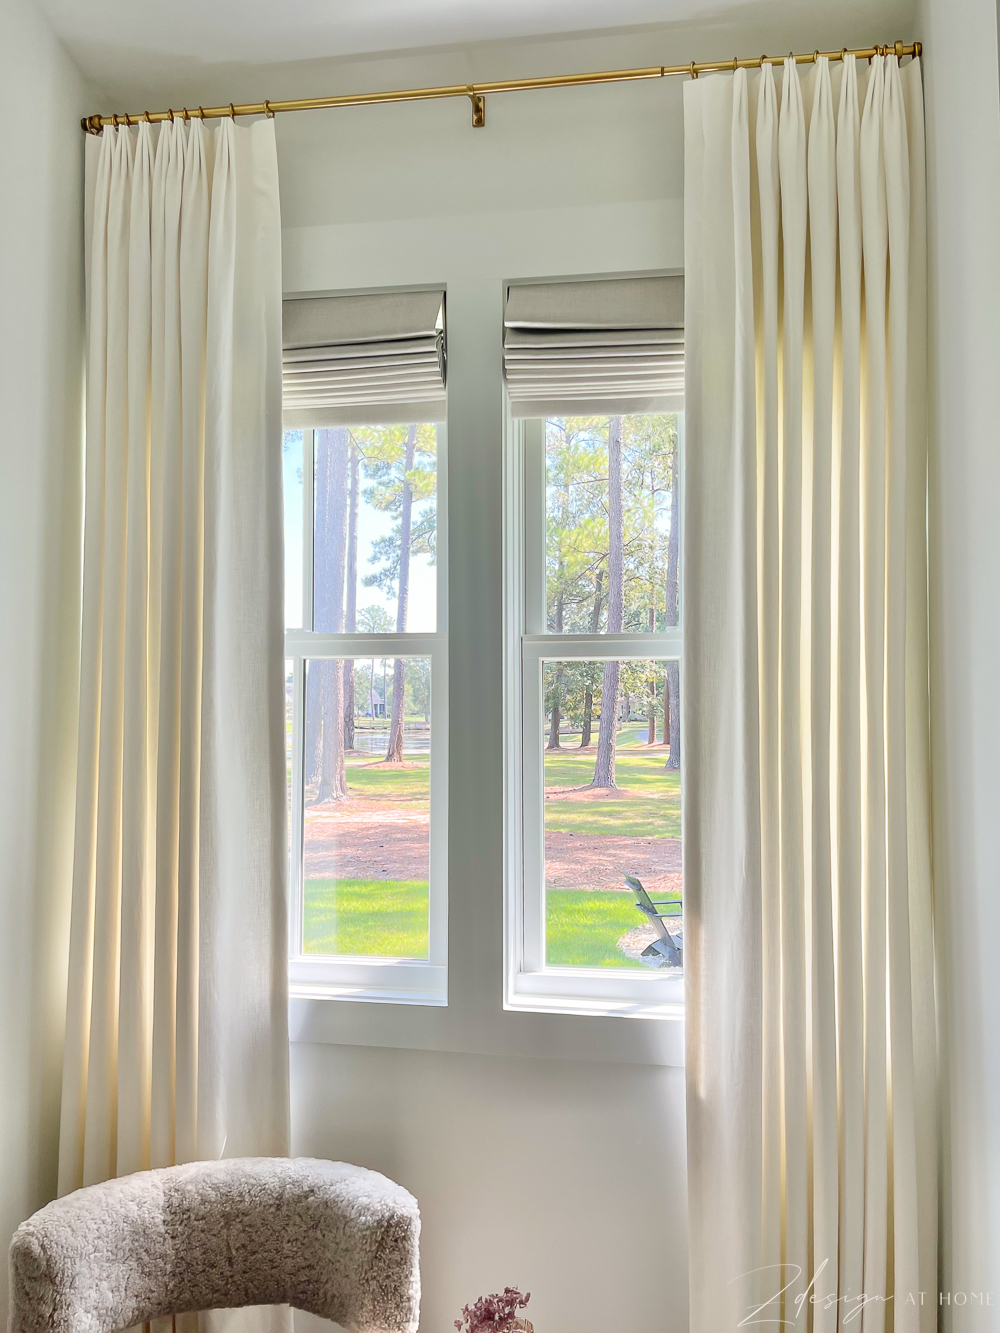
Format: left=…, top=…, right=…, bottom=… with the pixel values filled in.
left=503, top=275, right=684, bottom=418
left=282, top=289, right=446, bottom=427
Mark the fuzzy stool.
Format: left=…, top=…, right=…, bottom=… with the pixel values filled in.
left=8, top=1157, right=420, bottom=1333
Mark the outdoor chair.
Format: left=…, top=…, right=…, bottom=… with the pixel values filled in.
left=625, top=874, right=683, bottom=967
left=9, top=1157, right=420, bottom=1333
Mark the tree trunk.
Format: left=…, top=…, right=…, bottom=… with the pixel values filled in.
left=546, top=667, right=565, bottom=750
left=546, top=588, right=564, bottom=750
left=343, top=439, right=359, bottom=751
left=314, top=427, right=350, bottom=802
left=592, top=417, right=624, bottom=789
left=580, top=691, right=593, bottom=748
left=305, top=666, right=321, bottom=784
left=580, top=569, right=603, bottom=748
left=386, top=424, right=417, bottom=764
left=664, top=431, right=681, bottom=769
left=646, top=602, right=657, bottom=745
left=647, top=678, right=658, bottom=746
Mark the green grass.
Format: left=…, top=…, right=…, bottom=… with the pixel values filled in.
left=304, top=878, right=429, bottom=957
left=546, top=887, right=680, bottom=968
left=340, top=755, right=429, bottom=801
left=543, top=746, right=681, bottom=838
left=301, top=878, right=678, bottom=970
left=299, top=731, right=679, bottom=967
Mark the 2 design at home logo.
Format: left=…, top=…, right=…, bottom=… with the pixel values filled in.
left=732, top=1260, right=994, bottom=1325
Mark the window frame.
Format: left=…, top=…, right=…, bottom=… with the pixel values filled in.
left=504, top=411, right=685, bottom=1018
left=285, top=425, right=449, bottom=1006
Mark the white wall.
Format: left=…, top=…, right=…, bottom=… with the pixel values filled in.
left=292, top=1045, right=686, bottom=1333
left=0, top=0, right=90, bottom=1315
left=918, top=0, right=1000, bottom=1319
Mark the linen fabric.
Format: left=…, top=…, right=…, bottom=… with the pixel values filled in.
left=10, top=1158, right=420, bottom=1333
left=683, top=54, right=934, bottom=1333
left=503, top=275, right=684, bottom=417
left=282, top=289, right=446, bottom=428
left=59, top=117, right=289, bottom=1206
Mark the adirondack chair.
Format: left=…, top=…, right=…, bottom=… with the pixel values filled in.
left=625, top=874, right=683, bottom=967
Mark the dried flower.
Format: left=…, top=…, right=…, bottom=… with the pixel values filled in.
left=454, top=1286, right=531, bottom=1333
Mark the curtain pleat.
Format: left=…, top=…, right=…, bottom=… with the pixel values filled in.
left=59, top=117, right=289, bottom=1283
left=684, top=53, right=935, bottom=1333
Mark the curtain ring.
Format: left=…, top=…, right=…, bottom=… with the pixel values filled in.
left=689, top=61, right=698, bottom=79
left=166, top=108, right=174, bottom=122
left=732, top=55, right=738, bottom=71
left=143, top=110, right=151, bottom=123
left=199, top=106, right=206, bottom=119
left=230, top=102, right=236, bottom=120
left=112, top=113, right=119, bottom=128
left=841, top=47, right=849, bottom=62
left=813, top=49, right=820, bottom=63
left=759, top=54, right=767, bottom=68
left=264, top=100, right=274, bottom=118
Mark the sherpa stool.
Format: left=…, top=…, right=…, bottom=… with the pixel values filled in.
left=8, top=1157, right=420, bottom=1333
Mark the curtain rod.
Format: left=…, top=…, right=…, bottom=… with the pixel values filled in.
left=81, top=38, right=921, bottom=133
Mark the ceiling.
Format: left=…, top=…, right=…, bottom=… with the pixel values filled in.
left=40, top=0, right=737, bottom=80
left=42, top=0, right=916, bottom=110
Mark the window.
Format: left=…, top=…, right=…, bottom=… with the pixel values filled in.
left=503, top=276, right=684, bottom=1016
left=283, top=290, right=447, bottom=1006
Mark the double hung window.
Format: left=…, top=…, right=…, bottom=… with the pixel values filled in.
left=283, top=291, right=448, bottom=1005
left=503, top=276, right=685, bottom=1015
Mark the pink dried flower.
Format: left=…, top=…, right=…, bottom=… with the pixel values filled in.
left=454, top=1286, right=531, bottom=1333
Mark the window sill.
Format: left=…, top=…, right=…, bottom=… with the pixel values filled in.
left=289, top=981, right=448, bottom=1008
left=288, top=958, right=447, bottom=1007
left=289, top=983, right=685, bottom=1066
left=503, top=991, right=684, bottom=1022
left=506, top=967, right=684, bottom=1021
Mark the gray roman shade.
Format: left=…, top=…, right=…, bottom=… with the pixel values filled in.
left=503, top=275, right=684, bottom=418
left=282, top=289, right=446, bottom=427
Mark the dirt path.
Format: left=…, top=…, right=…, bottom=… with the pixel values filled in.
left=545, top=832, right=681, bottom=893
left=304, top=797, right=429, bottom=879
left=304, top=796, right=681, bottom=892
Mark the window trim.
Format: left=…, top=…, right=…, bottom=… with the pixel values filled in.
left=285, top=425, right=449, bottom=1006
left=504, top=411, right=685, bottom=1019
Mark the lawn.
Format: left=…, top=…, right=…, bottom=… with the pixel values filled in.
left=303, top=880, right=679, bottom=969
left=304, top=878, right=430, bottom=957
left=546, top=888, right=664, bottom=967
left=340, top=754, right=429, bottom=802
left=300, top=729, right=680, bottom=967
left=543, top=739, right=681, bottom=839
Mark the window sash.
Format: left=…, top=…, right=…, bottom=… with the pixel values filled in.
left=505, top=413, right=685, bottom=1016
left=284, top=426, right=448, bottom=1005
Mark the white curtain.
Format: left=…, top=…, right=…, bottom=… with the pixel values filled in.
left=683, top=54, right=935, bottom=1332
left=59, top=117, right=289, bottom=1207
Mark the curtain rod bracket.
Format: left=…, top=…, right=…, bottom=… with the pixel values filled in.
left=469, top=91, right=486, bottom=128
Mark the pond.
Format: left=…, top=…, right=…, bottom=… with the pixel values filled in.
left=351, top=727, right=431, bottom=755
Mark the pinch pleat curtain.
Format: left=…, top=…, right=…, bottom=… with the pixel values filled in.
left=683, top=54, right=935, bottom=1333
left=59, top=117, right=289, bottom=1209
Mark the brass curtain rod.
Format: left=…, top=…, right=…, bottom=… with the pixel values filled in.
left=82, top=38, right=921, bottom=133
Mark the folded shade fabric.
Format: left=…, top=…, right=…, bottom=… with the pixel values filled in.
left=504, top=274, right=684, bottom=418
left=283, top=289, right=446, bottom=428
